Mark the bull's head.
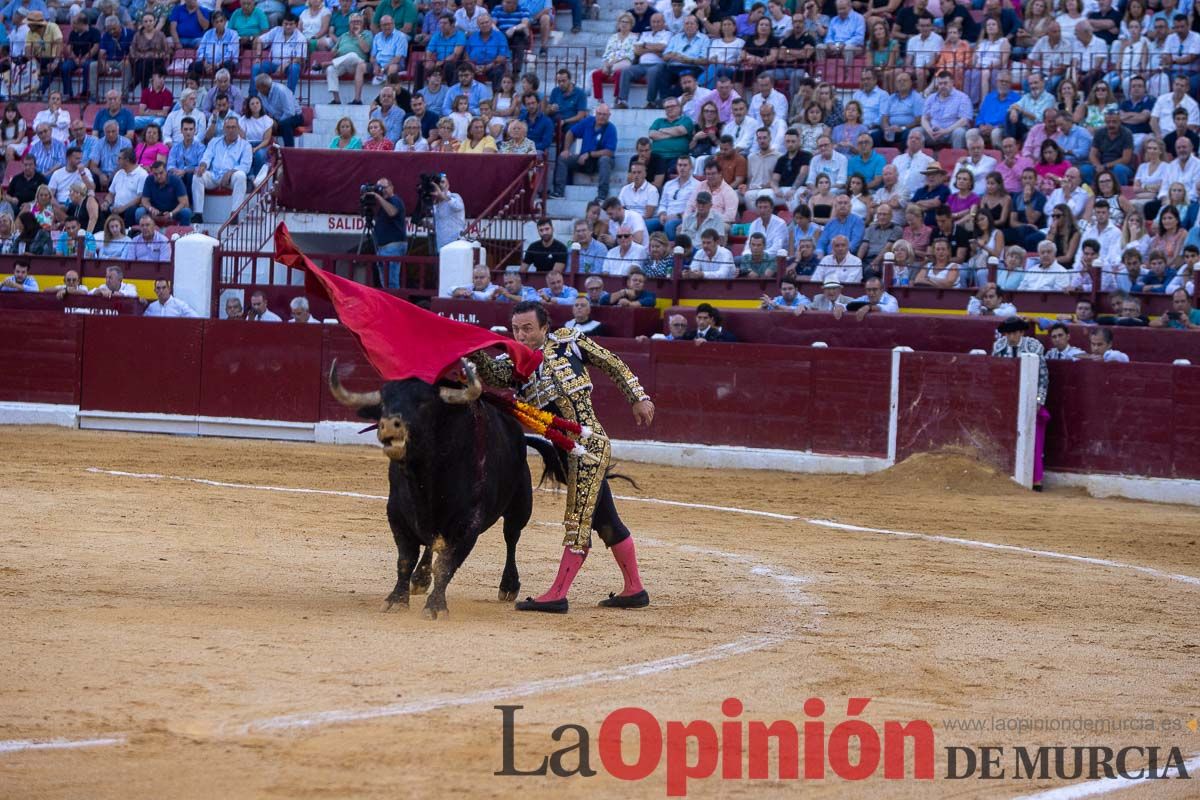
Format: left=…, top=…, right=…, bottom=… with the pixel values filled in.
left=328, top=359, right=482, bottom=462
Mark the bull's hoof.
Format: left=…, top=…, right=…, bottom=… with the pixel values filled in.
left=382, top=593, right=409, bottom=612
left=410, top=581, right=430, bottom=596
left=498, top=587, right=519, bottom=602
left=421, top=605, right=449, bottom=620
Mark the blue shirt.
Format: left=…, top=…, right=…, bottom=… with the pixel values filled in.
left=490, top=5, right=528, bottom=34
left=497, top=284, right=540, bottom=302
left=443, top=80, right=492, bottom=115
left=142, top=174, right=188, bottom=212
left=1120, top=97, right=1154, bottom=134
left=94, top=136, right=132, bottom=176
left=540, top=285, right=579, bottom=304
left=817, top=214, right=865, bottom=255
left=371, top=29, right=409, bottom=63
left=519, top=110, right=555, bottom=152
left=825, top=11, right=865, bottom=45
left=72, top=134, right=101, bottom=166
left=549, top=85, right=588, bottom=123
left=912, top=184, right=950, bottom=225
left=1, top=275, right=39, bottom=291
left=846, top=151, right=885, bottom=185
left=426, top=29, right=466, bottom=61
left=569, top=115, right=617, bottom=154
left=663, top=31, right=709, bottom=60
left=371, top=104, right=406, bottom=142
left=1, top=0, right=45, bottom=23
left=577, top=238, right=608, bottom=273
left=923, top=88, right=973, bottom=130
left=168, top=138, right=206, bottom=172
left=772, top=293, right=810, bottom=308
left=99, top=26, right=134, bottom=60
left=978, top=89, right=1020, bottom=127
left=1054, top=126, right=1093, bottom=163
left=170, top=3, right=211, bottom=41
left=260, top=83, right=302, bottom=121
left=94, top=107, right=136, bottom=136
left=196, top=26, right=239, bottom=64
left=201, top=135, right=253, bottom=179
left=881, top=90, right=924, bottom=129
left=29, top=139, right=66, bottom=175
left=466, top=29, right=509, bottom=63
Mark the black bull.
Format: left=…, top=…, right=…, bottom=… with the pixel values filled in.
left=329, top=359, right=559, bottom=619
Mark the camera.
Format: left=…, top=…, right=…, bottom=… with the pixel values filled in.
left=360, top=182, right=385, bottom=212
left=1166, top=311, right=1182, bottom=321
left=418, top=172, right=440, bottom=202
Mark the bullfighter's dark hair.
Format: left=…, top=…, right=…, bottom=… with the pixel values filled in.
left=512, top=301, right=549, bottom=327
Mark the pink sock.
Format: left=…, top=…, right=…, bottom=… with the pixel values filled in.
left=534, top=548, right=587, bottom=602
left=610, top=537, right=645, bottom=596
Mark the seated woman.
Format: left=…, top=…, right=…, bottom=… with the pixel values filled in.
left=947, top=168, right=981, bottom=227
left=98, top=214, right=132, bottom=259
left=808, top=173, right=835, bottom=225
left=912, top=238, right=960, bottom=288
left=394, top=117, right=430, bottom=152
left=329, top=116, right=363, bottom=150
left=1008, top=167, right=1047, bottom=251
left=901, top=203, right=932, bottom=261
left=457, top=117, right=498, bottom=154
left=1035, top=140, right=1069, bottom=194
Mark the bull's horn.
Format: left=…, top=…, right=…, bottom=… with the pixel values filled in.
left=328, top=360, right=382, bottom=408
left=439, top=359, right=482, bottom=404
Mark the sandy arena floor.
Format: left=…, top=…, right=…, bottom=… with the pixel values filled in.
left=1, top=427, right=1198, bottom=799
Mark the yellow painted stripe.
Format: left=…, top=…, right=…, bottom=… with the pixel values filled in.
left=29, top=275, right=155, bottom=300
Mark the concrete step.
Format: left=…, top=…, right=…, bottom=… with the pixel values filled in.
left=546, top=197, right=593, bottom=219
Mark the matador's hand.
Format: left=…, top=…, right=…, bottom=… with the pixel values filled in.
left=632, top=399, right=655, bottom=427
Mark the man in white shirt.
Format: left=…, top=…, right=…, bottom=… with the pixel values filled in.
left=720, top=97, right=756, bottom=155
left=756, top=102, right=787, bottom=154
left=1086, top=327, right=1130, bottom=362
left=747, top=72, right=788, bottom=124
left=1164, top=13, right=1200, bottom=96
left=1044, top=167, right=1090, bottom=221
left=1073, top=21, right=1110, bottom=87
left=1160, top=135, right=1200, bottom=200
left=89, top=264, right=139, bottom=298
left=1029, top=21, right=1076, bottom=94
left=288, top=296, right=322, bottom=323
left=144, top=278, right=200, bottom=317
left=1045, top=323, right=1087, bottom=360
left=601, top=197, right=648, bottom=246
left=850, top=275, right=899, bottom=317
left=805, top=135, right=849, bottom=191
left=746, top=195, right=788, bottom=253
left=685, top=228, right=736, bottom=278
left=161, top=88, right=208, bottom=145
left=616, top=12, right=671, bottom=108
left=605, top=226, right=649, bottom=275
left=905, top=15, right=943, bottom=91
left=245, top=290, right=284, bottom=321
left=48, top=147, right=94, bottom=203
left=450, top=265, right=500, bottom=300
left=955, top=132, right=998, bottom=196
left=617, top=162, right=660, bottom=218
left=107, top=149, right=148, bottom=227
left=652, top=155, right=703, bottom=238
left=893, top=128, right=936, bottom=197
left=1020, top=241, right=1070, bottom=291
left=1076, top=205, right=1123, bottom=286
left=742, top=128, right=779, bottom=206
left=811, top=235, right=863, bottom=284
left=1150, top=74, right=1200, bottom=137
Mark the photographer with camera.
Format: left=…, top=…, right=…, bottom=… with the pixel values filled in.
left=362, top=177, right=408, bottom=289
left=428, top=172, right=466, bottom=250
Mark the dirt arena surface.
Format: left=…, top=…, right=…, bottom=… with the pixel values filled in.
left=2, top=426, right=1198, bottom=799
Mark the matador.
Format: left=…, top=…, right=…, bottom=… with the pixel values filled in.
left=470, top=301, right=656, bottom=613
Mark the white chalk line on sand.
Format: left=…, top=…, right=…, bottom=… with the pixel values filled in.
left=15, top=466, right=1196, bottom=800
left=0, top=736, right=126, bottom=754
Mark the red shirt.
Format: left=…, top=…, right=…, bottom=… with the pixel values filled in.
left=140, top=87, right=174, bottom=113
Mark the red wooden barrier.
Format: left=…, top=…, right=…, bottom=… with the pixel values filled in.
left=198, top=320, right=325, bottom=422
left=80, top=317, right=205, bottom=415
left=0, top=311, right=83, bottom=405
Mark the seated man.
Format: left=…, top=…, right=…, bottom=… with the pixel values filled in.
left=848, top=275, right=899, bottom=318
left=747, top=195, right=787, bottom=254
left=812, top=234, right=864, bottom=284
left=450, top=264, right=500, bottom=299
left=565, top=295, right=603, bottom=335
left=145, top=278, right=200, bottom=317
left=1085, top=326, right=1129, bottom=362
left=810, top=279, right=851, bottom=315
left=105, top=148, right=148, bottom=227
left=4, top=156, right=48, bottom=211
left=89, top=264, right=138, bottom=297
left=0, top=260, right=39, bottom=292
left=494, top=271, right=540, bottom=302
left=245, top=290, right=283, bottom=321
left=224, top=295, right=245, bottom=319
left=138, top=161, right=192, bottom=226
left=287, top=296, right=320, bottom=323
left=538, top=268, right=579, bottom=304
left=252, top=13, right=308, bottom=94
left=605, top=268, right=656, bottom=307
left=130, top=215, right=171, bottom=261
left=685, top=228, right=735, bottom=279
left=604, top=225, right=648, bottom=276
left=1044, top=322, right=1087, bottom=359
left=738, top=232, right=777, bottom=277
left=195, top=117, right=252, bottom=220
left=760, top=275, right=811, bottom=312
left=52, top=270, right=89, bottom=300
left=54, top=218, right=98, bottom=257
left=681, top=302, right=736, bottom=341
left=522, top=218, right=568, bottom=273
left=29, top=123, right=67, bottom=176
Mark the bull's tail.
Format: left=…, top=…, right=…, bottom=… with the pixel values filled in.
left=525, top=435, right=568, bottom=488
left=524, top=435, right=641, bottom=492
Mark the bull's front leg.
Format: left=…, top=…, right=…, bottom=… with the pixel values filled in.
left=384, top=529, right=421, bottom=612
left=423, top=534, right=480, bottom=620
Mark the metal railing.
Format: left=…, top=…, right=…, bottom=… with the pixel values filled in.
left=463, top=158, right=549, bottom=268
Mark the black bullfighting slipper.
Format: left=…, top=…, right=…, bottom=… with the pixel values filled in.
left=598, top=590, right=650, bottom=609
left=515, top=597, right=569, bottom=613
